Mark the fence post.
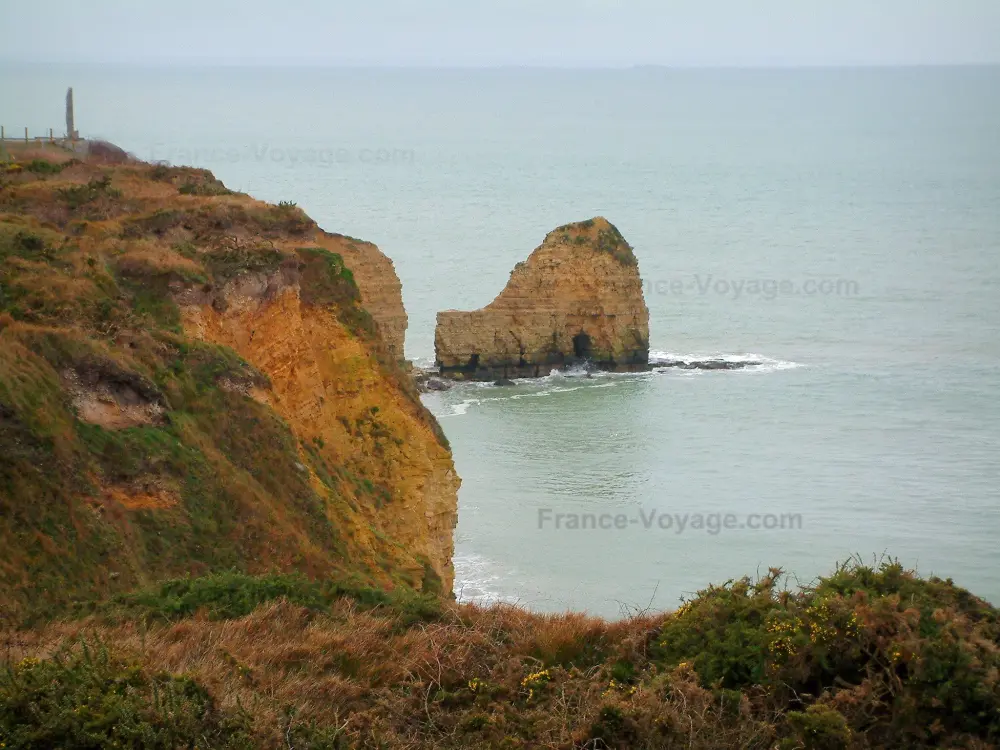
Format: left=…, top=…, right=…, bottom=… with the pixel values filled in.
left=1, top=125, right=4, bottom=141
left=50, top=128, right=54, bottom=143
left=25, top=127, right=29, bottom=144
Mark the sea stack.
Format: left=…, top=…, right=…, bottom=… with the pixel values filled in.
left=435, top=217, right=649, bottom=380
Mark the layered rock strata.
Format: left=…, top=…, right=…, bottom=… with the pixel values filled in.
left=435, top=218, right=650, bottom=380
left=314, top=231, right=407, bottom=361
left=181, top=268, right=458, bottom=589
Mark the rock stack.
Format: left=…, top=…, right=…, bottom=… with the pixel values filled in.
left=435, top=218, right=649, bottom=380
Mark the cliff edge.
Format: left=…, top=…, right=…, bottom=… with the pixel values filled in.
left=435, top=218, right=650, bottom=380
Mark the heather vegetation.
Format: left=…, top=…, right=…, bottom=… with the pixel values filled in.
left=3, top=561, right=997, bottom=749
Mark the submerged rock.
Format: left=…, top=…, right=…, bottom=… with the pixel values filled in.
left=435, top=217, right=649, bottom=381
left=424, top=377, right=453, bottom=392
left=653, top=358, right=763, bottom=371
left=413, top=369, right=453, bottom=392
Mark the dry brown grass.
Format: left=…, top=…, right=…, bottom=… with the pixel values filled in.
left=7, top=571, right=999, bottom=750
left=114, top=237, right=204, bottom=278
left=1, top=142, right=77, bottom=163
left=4, top=599, right=748, bottom=749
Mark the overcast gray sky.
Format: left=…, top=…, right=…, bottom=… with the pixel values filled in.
left=2, top=0, right=999, bottom=67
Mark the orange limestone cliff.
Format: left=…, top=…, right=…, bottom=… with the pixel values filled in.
left=180, top=262, right=459, bottom=590
left=316, top=231, right=407, bottom=361
left=435, top=218, right=650, bottom=380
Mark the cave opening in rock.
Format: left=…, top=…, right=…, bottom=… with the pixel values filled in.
left=572, top=332, right=592, bottom=360
left=467, top=353, right=480, bottom=371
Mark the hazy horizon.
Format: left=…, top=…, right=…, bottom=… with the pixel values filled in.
left=2, top=0, right=998, bottom=68
left=4, top=60, right=1000, bottom=71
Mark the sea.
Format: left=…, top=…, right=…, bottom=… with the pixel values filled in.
left=3, top=64, right=998, bottom=617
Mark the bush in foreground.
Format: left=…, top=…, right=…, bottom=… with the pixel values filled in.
left=2, top=559, right=997, bottom=749
left=0, top=643, right=252, bottom=749
left=102, top=570, right=443, bottom=626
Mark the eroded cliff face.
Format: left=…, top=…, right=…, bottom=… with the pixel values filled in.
left=181, top=271, right=458, bottom=589
left=435, top=218, right=650, bottom=380
left=313, top=231, right=407, bottom=361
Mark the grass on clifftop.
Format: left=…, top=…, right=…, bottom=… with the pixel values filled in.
left=2, top=559, right=998, bottom=749
left=549, top=217, right=639, bottom=267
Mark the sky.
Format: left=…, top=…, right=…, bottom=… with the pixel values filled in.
left=2, top=0, right=999, bottom=67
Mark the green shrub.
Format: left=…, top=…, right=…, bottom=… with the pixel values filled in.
left=25, top=159, right=66, bottom=176
left=102, top=571, right=443, bottom=627
left=121, top=208, right=183, bottom=237
left=0, top=642, right=252, bottom=749
left=57, top=175, right=122, bottom=209
left=596, top=224, right=637, bottom=267
left=128, top=283, right=182, bottom=332
left=296, top=247, right=378, bottom=339
left=178, top=180, right=231, bottom=197
left=111, top=571, right=331, bottom=620
left=784, top=704, right=852, bottom=750
left=297, top=247, right=358, bottom=307
left=654, top=573, right=780, bottom=689
left=203, top=241, right=287, bottom=282
left=653, top=559, right=1000, bottom=744
left=249, top=204, right=313, bottom=236
left=0, top=230, right=45, bottom=260
left=587, top=705, right=638, bottom=748
left=609, top=659, right=636, bottom=684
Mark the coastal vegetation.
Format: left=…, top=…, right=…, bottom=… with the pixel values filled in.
left=2, top=560, right=997, bottom=749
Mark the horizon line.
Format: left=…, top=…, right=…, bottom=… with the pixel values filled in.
left=2, top=59, right=999, bottom=71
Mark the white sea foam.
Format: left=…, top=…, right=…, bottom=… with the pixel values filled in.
left=410, top=355, right=437, bottom=371
left=424, top=350, right=802, bottom=418
left=453, top=554, right=519, bottom=605
left=648, top=350, right=803, bottom=373
left=435, top=398, right=479, bottom=417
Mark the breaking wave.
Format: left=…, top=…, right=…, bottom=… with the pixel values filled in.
left=423, top=350, right=802, bottom=417
left=453, top=553, right=520, bottom=605
left=648, top=350, right=803, bottom=373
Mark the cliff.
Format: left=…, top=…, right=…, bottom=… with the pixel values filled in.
left=435, top=217, right=650, bottom=380
left=179, top=266, right=457, bottom=588
left=315, top=230, right=408, bottom=361
left=0, top=149, right=457, bottom=618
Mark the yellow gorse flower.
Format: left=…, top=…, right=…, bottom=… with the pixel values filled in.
left=521, top=668, right=552, bottom=702
left=521, top=668, right=551, bottom=687
left=767, top=617, right=803, bottom=657
left=602, top=678, right=638, bottom=698
left=674, top=602, right=693, bottom=617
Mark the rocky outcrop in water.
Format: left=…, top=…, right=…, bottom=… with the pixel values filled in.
left=652, top=357, right=764, bottom=371
left=434, top=218, right=649, bottom=380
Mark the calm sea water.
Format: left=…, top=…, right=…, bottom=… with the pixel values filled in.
left=4, top=65, right=999, bottom=616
